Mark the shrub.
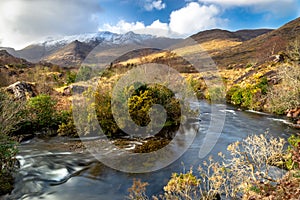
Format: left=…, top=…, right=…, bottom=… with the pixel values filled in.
left=267, top=63, right=300, bottom=114
left=286, top=135, right=300, bottom=170
left=205, top=87, right=226, bottom=102
left=127, top=179, right=149, bottom=200
left=27, top=94, right=58, bottom=129
left=0, top=90, right=27, bottom=135
left=0, top=134, right=18, bottom=174
left=57, top=109, right=78, bottom=137
left=127, top=133, right=293, bottom=200
left=95, top=80, right=181, bottom=138
left=162, top=169, right=201, bottom=200
left=186, top=75, right=206, bottom=99
left=227, top=77, right=269, bottom=110
left=0, top=134, right=17, bottom=195
left=66, top=71, right=77, bottom=85
left=0, top=91, right=20, bottom=194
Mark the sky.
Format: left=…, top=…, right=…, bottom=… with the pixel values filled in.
left=0, top=0, right=299, bottom=49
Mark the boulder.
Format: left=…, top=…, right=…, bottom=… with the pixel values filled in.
left=287, top=108, right=300, bottom=118
left=6, top=81, right=37, bottom=100
left=62, top=85, right=87, bottom=96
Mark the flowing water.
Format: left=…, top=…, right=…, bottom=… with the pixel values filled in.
left=4, top=101, right=299, bottom=200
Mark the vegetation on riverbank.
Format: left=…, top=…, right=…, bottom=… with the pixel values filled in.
left=94, top=77, right=182, bottom=138
left=0, top=91, right=23, bottom=194
left=128, top=133, right=300, bottom=200
left=0, top=90, right=72, bottom=194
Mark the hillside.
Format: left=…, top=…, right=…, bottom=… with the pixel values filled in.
left=190, top=29, right=272, bottom=43
left=43, top=40, right=99, bottom=67
left=0, top=50, right=33, bottom=68
left=214, top=17, right=300, bottom=68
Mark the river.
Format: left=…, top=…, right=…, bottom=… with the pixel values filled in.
left=4, top=101, right=299, bottom=200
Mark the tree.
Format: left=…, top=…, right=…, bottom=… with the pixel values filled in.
left=0, top=90, right=26, bottom=135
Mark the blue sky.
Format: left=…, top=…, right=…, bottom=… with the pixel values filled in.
left=0, top=0, right=299, bottom=49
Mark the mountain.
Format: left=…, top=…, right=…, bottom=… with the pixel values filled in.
left=0, top=31, right=180, bottom=67
left=213, top=17, right=300, bottom=68
left=42, top=40, right=99, bottom=67
left=0, top=50, right=33, bottom=67
left=111, top=28, right=273, bottom=73
left=191, top=29, right=272, bottom=44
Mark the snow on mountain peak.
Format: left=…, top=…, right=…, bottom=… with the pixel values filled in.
left=40, top=31, right=156, bottom=48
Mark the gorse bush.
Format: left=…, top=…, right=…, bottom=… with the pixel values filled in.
left=227, top=77, right=269, bottom=110
left=128, top=84, right=181, bottom=128
left=94, top=78, right=181, bottom=138
left=57, top=109, right=77, bottom=137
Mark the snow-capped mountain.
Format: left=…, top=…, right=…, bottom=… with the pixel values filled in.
left=40, top=31, right=155, bottom=50
left=1, top=31, right=181, bottom=67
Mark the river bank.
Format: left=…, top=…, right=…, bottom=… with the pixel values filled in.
left=2, top=101, right=299, bottom=200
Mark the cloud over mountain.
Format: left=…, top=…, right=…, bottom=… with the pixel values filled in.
left=0, top=0, right=102, bottom=49
left=101, top=2, right=225, bottom=37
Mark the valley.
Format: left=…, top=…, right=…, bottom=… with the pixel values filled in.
left=0, top=16, right=300, bottom=200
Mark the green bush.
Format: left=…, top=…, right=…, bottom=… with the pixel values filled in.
left=66, top=71, right=77, bottom=85
left=95, top=82, right=181, bottom=138
left=57, top=109, right=78, bottom=137
left=0, top=134, right=18, bottom=195
left=288, top=135, right=300, bottom=148
left=186, top=75, right=206, bottom=99
left=227, top=77, right=269, bottom=110
left=0, top=134, right=18, bottom=174
left=27, top=94, right=58, bottom=129
left=205, top=87, right=226, bottom=102
left=285, top=135, right=300, bottom=170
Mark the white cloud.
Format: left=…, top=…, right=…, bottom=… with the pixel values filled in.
left=100, top=2, right=225, bottom=38
left=102, top=20, right=146, bottom=34
left=144, top=0, right=166, bottom=11
left=0, top=0, right=102, bottom=49
left=100, top=19, right=171, bottom=37
left=169, top=2, right=223, bottom=36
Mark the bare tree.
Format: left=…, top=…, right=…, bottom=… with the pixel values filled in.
left=0, top=90, right=26, bottom=135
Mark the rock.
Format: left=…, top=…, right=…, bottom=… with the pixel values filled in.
left=293, top=109, right=300, bottom=118
left=273, top=54, right=284, bottom=63
left=71, top=85, right=88, bottom=94
left=63, top=86, right=72, bottom=96
left=286, top=108, right=300, bottom=128
left=6, top=81, right=37, bottom=100
left=287, top=108, right=300, bottom=118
